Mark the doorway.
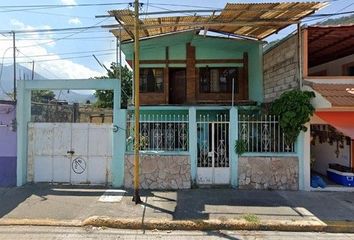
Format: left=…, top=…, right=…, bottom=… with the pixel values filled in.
left=169, top=68, right=186, bottom=104
left=197, top=115, right=230, bottom=185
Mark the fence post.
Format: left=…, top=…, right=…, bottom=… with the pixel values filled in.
left=16, top=80, right=31, bottom=186
left=112, top=79, right=124, bottom=187
left=189, top=107, right=197, bottom=185
left=297, top=123, right=310, bottom=191
left=73, top=103, right=79, bottom=123
left=230, top=107, right=238, bottom=188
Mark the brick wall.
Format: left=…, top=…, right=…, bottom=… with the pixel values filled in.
left=263, top=34, right=300, bottom=103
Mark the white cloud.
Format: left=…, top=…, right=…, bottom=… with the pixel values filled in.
left=0, top=19, right=107, bottom=80
left=60, top=0, right=77, bottom=5
left=68, top=17, right=81, bottom=25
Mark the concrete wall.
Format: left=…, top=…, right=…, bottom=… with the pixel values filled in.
left=124, top=154, right=191, bottom=189
left=238, top=156, right=299, bottom=190
left=309, top=54, right=354, bottom=76
left=31, top=103, right=113, bottom=123
left=311, top=138, right=351, bottom=176
left=0, top=103, right=16, bottom=187
left=263, top=34, right=299, bottom=102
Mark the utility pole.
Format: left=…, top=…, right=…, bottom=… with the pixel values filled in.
left=12, top=31, right=16, bottom=101
left=31, top=60, right=35, bottom=80
left=133, top=0, right=141, bottom=204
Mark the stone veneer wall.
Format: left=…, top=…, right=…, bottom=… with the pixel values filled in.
left=238, top=157, right=298, bottom=190
left=124, top=154, right=191, bottom=189
left=263, top=33, right=300, bottom=103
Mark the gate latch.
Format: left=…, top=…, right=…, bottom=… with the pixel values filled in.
left=67, top=150, right=75, bottom=155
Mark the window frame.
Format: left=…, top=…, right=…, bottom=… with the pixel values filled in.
left=139, top=68, right=164, bottom=93
left=199, top=67, right=240, bottom=94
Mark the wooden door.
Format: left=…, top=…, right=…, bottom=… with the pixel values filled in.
left=169, top=69, right=186, bottom=104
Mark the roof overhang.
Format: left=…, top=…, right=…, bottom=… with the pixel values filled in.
left=307, top=24, right=354, bottom=67
left=108, top=2, right=326, bottom=42
left=304, top=79, right=354, bottom=108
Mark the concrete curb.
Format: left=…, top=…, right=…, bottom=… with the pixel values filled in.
left=83, top=216, right=327, bottom=232
left=1, top=217, right=353, bottom=233
left=324, top=221, right=354, bottom=233
left=0, top=219, right=82, bottom=227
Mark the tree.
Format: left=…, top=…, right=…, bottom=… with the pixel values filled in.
left=94, top=62, right=132, bottom=108
left=31, top=90, right=55, bottom=103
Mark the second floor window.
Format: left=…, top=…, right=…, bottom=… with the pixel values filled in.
left=140, top=68, right=164, bottom=93
left=199, top=67, right=239, bottom=93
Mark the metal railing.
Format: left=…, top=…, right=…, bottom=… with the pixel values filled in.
left=126, top=113, right=189, bottom=152
left=197, top=114, right=229, bottom=168
left=238, top=114, right=295, bottom=153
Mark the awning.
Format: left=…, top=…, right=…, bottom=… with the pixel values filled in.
left=109, top=2, right=326, bottom=42
left=315, top=111, right=354, bottom=139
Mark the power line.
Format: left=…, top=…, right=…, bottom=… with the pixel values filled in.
left=22, top=10, right=94, bottom=19
left=16, top=49, right=62, bottom=79
left=16, top=52, right=113, bottom=64
left=0, top=2, right=131, bottom=13
left=0, top=36, right=114, bottom=41
left=14, top=18, right=111, bottom=48
left=319, top=2, right=354, bottom=23
left=2, top=48, right=115, bottom=59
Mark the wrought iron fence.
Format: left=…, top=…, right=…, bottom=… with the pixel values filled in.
left=126, top=113, right=189, bottom=152
left=238, top=114, right=295, bottom=153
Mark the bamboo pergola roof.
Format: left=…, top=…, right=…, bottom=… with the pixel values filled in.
left=109, top=2, right=326, bottom=42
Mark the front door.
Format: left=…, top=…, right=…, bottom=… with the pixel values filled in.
left=169, top=68, right=186, bottom=104
left=197, top=115, right=230, bottom=185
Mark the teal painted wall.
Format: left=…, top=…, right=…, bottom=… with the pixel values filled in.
left=248, top=44, right=264, bottom=102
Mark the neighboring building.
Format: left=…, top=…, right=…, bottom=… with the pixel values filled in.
left=0, top=100, right=16, bottom=187
left=264, top=24, right=354, bottom=191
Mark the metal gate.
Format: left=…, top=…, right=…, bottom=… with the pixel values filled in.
left=197, top=114, right=230, bottom=185
left=28, top=123, right=112, bottom=184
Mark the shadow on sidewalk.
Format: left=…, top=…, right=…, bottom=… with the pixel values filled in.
left=0, top=183, right=110, bottom=218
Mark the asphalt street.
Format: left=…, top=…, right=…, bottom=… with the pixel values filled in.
left=0, top=226, right=353, bottom=240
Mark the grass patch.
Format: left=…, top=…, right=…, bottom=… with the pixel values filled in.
left=242, top=214, right=260, bottom=224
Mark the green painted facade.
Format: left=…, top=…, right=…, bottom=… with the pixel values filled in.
left=121, top=31, right=264, bottom=103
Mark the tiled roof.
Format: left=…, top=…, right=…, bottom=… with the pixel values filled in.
left=312, top=83, right=354, bottom=107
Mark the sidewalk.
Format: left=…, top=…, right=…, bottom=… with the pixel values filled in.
left=0, top=184, right=353, bottom=232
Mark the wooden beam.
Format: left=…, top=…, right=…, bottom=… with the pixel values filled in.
left=138, top=59, right=244, bottom=64
left=114, top=16, right=134, bottom=40
left=243, top=52, right=249, bottom=100
left=158, top=18, right=163, bottom=34
left=302, top=28, right=308, bottom=78
left=196, top=59, right=244, bottom=64
left=139, top=60, right=186, bottom=64
left=173, top=17, right=180, bottom=32
left=310, top=33, right=354, bottom=56
left=123, top=20, right=297, bottom=30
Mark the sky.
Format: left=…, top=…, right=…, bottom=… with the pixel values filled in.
left=0, top=0, right=353, bottom=81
